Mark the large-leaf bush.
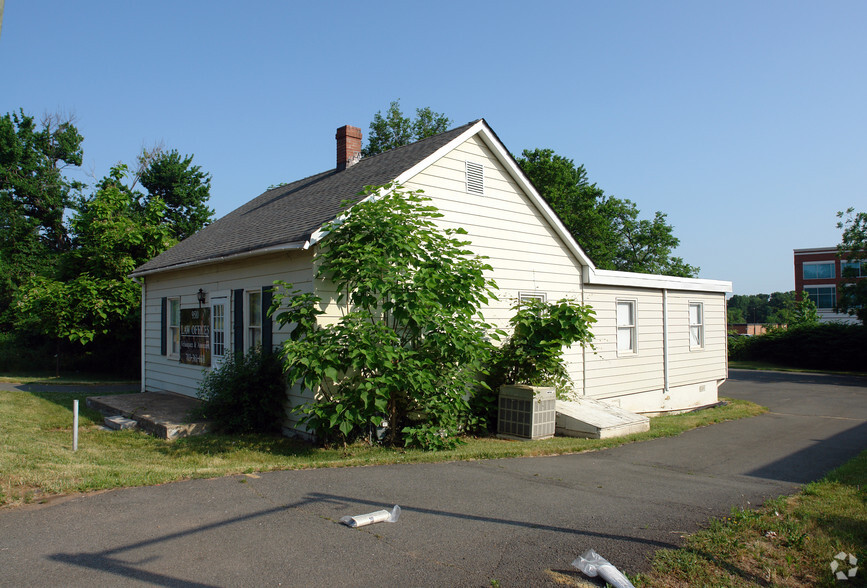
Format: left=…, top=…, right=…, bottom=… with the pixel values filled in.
left=273, top=184, right=499, bottom=450
left=475, top=297, right=595, bottom=431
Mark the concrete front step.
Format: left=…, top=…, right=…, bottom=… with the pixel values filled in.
left=104, top=415, right=138, bottom=430
left=556, top=397, right=650, bottom=439
left=87, top=392, right=212, bottom=441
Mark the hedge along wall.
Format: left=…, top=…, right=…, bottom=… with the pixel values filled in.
left=729, top=324, right=867, bottom=372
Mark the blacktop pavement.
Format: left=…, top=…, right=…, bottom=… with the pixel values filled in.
left=1, top=369, right=865, bottom=587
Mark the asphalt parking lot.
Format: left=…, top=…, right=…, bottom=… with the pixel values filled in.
left=1, top=369, right=864, bottom=587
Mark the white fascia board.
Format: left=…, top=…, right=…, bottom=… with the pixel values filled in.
left=394, top=120, right=596, bottom=270
left=584, top=267, right=732, bottom=293
left=793, top=247, right=838, bottom=255
left=130, top=241, right=307, bottom=278
left=306, top=184, right=393, bottom=248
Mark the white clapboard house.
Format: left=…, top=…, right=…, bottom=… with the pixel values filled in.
left=131, top=120, right=731, bottom=434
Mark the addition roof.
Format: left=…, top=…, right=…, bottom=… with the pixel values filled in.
left=132, top=120, right=481, bottom=277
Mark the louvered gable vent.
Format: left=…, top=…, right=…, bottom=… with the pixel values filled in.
left=466, top=161, right=484, bottom=195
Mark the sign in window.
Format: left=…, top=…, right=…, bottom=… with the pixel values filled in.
left=180, top=307, right=211, bottom=366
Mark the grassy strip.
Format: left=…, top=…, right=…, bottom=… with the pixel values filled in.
left=634, top=450, right=867, bottom=587
left=0, top=373, right=139, bottom=385
left=728, top=360, right=867, bottom=377
left=0, top=391, right=764, bottom=508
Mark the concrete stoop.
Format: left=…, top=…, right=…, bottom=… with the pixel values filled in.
left=556, top=397, right=650, bottom=439
left=87, top=392, right=212, bottom=441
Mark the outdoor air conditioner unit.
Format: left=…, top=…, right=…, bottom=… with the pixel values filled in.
left=497, top=384, right=556, bottom=440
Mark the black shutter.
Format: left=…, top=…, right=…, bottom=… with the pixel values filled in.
left=234, top=289, right=244, bottom=354
left=160, top=297, right=167, bottom=356
left=262, top=285, right=273, bottom=354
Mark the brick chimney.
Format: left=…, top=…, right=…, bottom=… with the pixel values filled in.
left=336, top=125, right=363, bottom=171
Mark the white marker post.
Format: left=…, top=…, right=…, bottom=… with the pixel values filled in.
left=73, top=399, right=79, bottom=452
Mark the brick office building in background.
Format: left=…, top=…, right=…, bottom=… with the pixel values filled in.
left=794, top=247, right=865, bottom=323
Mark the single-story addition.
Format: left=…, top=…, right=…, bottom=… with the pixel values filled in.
left=130, top=119, right=732, bottom=435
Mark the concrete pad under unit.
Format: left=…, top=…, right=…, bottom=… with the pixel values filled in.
left=556, top=397, right=650, bottom=439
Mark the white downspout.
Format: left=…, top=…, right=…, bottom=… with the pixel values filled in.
left=581, top=270, right=587, bottom=397
left=132, top=276, right=146, bottom=392
left=663, top=289, right=670, bottom=392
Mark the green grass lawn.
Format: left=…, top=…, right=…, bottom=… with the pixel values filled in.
left=0, top=388, right=764, bottom=508
left=0, top=372, right=139, bottom=385
left=729, top=360, right=867, bottom=378
left=635, top=450, right=867, bottom=587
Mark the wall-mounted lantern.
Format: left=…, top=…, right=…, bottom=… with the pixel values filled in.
left=197, top=288, right=207, bottom=307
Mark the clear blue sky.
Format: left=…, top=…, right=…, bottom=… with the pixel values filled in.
left=2, top=1, right=865, bottom=295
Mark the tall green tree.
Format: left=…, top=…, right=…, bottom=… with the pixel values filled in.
left=362, top=100, right=451, bottom=157
left=836, top=207, right=867, bottom=324
left=727, top=293, right=771, bottom=323
left=517, top=148, right=698, bottom=277
left=0, top=110, right=84, bottom=323
left=138, top=148, right=214, bottom=241
left=13, top=164, right=175, bottom=345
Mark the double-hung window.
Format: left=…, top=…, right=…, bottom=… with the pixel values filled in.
left=689, top=302, right=704, bottom=349
left=616, top=300, right=636, bottom=355
left=247, top=291, right=262, bottom=349
left=168, top=298, right=180, bottom=357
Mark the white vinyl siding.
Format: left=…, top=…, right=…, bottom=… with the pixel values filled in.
left=142, top=250, right=314, bottom=398
left=582, top=287, right=664, bottom=399
left=667, top=291, right=727, bottom=386
left=403, top=134, right=586, bottom=392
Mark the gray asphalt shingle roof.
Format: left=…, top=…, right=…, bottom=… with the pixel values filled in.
left=132, top=120, right=480, bottom=276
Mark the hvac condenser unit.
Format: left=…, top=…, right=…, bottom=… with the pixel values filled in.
left=497, top=385, right=556, bottom=440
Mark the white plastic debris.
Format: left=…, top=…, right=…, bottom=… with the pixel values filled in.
left=340, top=505, right=401, bottom=528
left=572, top=549, right=635, bottom=588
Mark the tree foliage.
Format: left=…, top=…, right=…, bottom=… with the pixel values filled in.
left=362, top=100, right=451, bottom=157
left=488, top=298, right=595, bottom=396
left=0, top=110, right=84, bottom=324
left=138, top=148, right=214, bottom=241
left=273, top=184, right=498, bottom=450
left=13, top=164, right=175, bottom=344
left=726, top=291, right=816, bottom=326
left=516, top=148, right=698, bottom=277
left=837, top=207, right=867, bottom=324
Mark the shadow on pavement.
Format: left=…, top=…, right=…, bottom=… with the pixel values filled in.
left=46, top=491, right=678, bottom=586
left=745, top=421, right=867, bottom=483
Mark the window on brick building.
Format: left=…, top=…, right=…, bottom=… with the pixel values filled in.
left=803, top=262, right=835, bottom=280
left=804, top=286, right=836, bottom=309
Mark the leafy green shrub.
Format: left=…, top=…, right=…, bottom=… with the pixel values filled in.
left=194, top=347, right=287, bottom=434
left=729, top=323, right=867, bottom=371
left=273, top=184, right=498, bottom=450
left=474, top=298, right=595, bottom=432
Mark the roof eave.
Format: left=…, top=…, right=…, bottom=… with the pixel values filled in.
left=584, top=267, right=733, bottom=293
left=131, top=241, right=308, bottom=279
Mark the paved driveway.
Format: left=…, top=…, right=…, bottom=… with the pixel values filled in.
left=1, top=370, right=864, bottom=587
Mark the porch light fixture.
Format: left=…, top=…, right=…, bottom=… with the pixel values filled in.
left=197, top=288, right=206, bottom=306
